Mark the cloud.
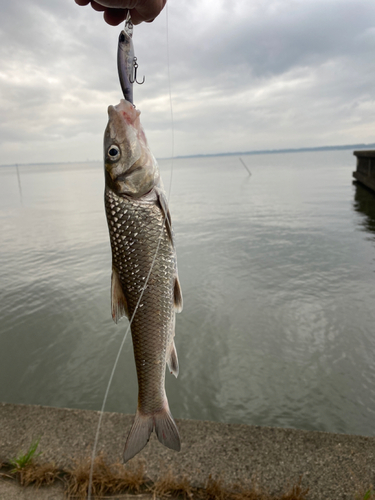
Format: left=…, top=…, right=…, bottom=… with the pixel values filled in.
left=0, top=0, right=374, bottom=163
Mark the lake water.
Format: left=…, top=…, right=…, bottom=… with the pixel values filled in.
left=1, top=150, right=375, bottom=437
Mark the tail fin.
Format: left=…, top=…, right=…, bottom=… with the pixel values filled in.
left=154, top=405, right=181, bottom=452
left=123, top=404, right=181, bottom=463
left=123, top=411, right=153, bottom=463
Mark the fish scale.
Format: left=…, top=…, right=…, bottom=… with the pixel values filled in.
left=105, top=189, right=176, bottom=410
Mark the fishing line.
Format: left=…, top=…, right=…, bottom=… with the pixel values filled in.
left=88, top=6, right=175, bottom=499
left=15, top=164, right=23, bottom=205
left=165, top=2, right=175, bottom=202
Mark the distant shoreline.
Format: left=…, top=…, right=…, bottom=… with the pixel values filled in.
left=172, top=142, right=375, bottom=159
left=1, top=142, right=375, bottom=167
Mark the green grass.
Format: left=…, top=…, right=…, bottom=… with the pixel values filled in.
left=361, top=489, right=374, bottom=500
left=9, top=438, right=41, bottom=472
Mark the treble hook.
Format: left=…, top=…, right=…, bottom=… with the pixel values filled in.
left=129, top=57, right=145, bottom=85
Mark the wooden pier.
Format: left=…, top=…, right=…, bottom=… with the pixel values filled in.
left=353, top=150, right=375, bottom=192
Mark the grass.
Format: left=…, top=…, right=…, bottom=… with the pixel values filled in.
left=65, top=454, right=146, bottom=498
left=1, top=449, right=309, bottom=499
left=152, top=469, right=194, bottom=499
left=0, top=441, right=372, bottom=499
left=7, top=439, right=60, bottom=487
left=356, top=489, right=375, bottom=500
left=198, top=475, right=309, bottom=500
left=9, top=438, right=41, bottom=472
left=17, top=461, right=61, bottom=488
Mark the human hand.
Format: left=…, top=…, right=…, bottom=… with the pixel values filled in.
left=74, top=0, right=167, bottom=26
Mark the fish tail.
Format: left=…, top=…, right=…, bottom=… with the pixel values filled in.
left=123, top=410, right=153, bottom=463
left=154, top=402, right=181, bottom=452
left=123, top=402, right=180, bottom=463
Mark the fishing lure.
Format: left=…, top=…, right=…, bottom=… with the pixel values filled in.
left=117, top=13, right=144, bottom=105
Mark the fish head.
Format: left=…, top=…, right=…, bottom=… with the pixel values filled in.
left=104, top=99, right=159, bottom=197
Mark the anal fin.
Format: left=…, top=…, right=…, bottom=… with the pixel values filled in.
left=167, top=340, right=179, bottom=378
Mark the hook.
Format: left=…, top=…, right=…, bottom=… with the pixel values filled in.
left=129, top=57, right=145, bottom=85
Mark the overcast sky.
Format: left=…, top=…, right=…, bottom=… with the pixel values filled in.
left=0, top=0, right=374, bottom=164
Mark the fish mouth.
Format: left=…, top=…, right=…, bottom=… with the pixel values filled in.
left=108, top=99, right=141, bottom=127
left=106, top=100, right=144, bottom=153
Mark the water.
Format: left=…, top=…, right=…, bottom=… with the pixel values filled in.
left=1, top=150, right=375, bottom=437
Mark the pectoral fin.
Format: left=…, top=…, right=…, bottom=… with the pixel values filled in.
left=111, top=267, right=129, bottom=323
left=155, top=188, right=173, bottom=245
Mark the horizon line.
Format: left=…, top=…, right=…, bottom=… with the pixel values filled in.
left=1, top=142, right=374, bottom=168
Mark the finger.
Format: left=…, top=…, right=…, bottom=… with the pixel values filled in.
left=74, top=0, right=91, bottom=5
left=128, top=9, right=143, bottom=25
left=94, top=0, right=137, bottom=7
left=103, top=8, right=129, bottom=25
left=130, top=0, right=167, bottom=24
left=91, top=1, right=106, bottom=11
left=130, top=11, right=156, bottom=25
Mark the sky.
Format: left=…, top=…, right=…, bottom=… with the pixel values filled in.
left=0, top=0, right=374, bottom=164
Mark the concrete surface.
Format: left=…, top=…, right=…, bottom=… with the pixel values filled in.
left=0, top=402, right=374, bottom=499
left=353, top=149, right=375, bottom=191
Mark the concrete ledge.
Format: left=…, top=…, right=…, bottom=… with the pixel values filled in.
left=353, top=171, right=375, bottom=192
left=0, top=403, right=374, bottom=499
left=353, top=150, right=375, bottom=158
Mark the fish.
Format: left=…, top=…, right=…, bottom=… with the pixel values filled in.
left=103, top=98, right=183, bottom=463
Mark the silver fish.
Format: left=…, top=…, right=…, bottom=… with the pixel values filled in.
left=104, top=99, right=183, bottom=463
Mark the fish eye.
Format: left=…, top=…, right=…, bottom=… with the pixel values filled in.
left=108, top=145, right=120, bottom=161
